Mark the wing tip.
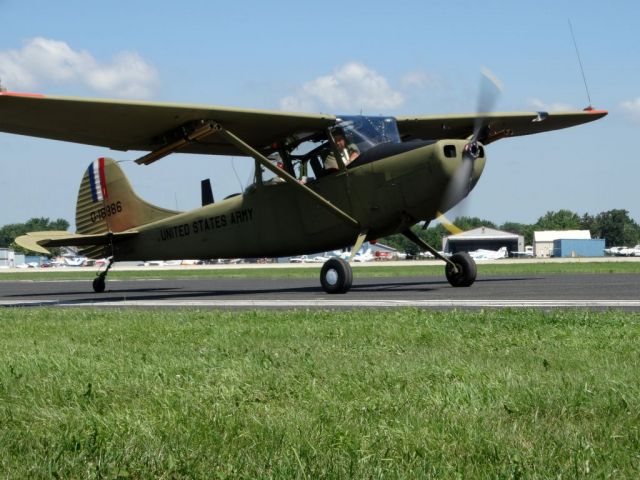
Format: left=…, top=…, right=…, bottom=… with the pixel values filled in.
left=582, top=106, right=608, bottom=117
left=0, top=91, right=46, bottom=98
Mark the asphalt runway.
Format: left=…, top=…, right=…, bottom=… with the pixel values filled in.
left=1, top=273, right=639, bottom=309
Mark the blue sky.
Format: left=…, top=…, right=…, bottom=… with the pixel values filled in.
left=1, top=0, right=639, bottom=229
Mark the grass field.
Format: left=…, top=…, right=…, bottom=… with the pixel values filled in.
left=1, top=308, right=639, bottom=477
left=2, top=260, right=640, bottom=281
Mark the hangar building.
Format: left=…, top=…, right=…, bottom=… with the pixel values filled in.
left=443, top=227, right=524, bottom=255
left=533, top=230, right=590, bottom=258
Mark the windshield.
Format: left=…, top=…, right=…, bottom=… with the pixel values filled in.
left=333, top=115, right=400, bottom=155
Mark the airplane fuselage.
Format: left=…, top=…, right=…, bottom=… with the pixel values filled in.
left=113, top=139, right=485, bottom=261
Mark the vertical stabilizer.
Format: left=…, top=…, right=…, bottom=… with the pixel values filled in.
left=75, top=158, right=178, bottom=257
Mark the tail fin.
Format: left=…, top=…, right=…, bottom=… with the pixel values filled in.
left=76, top=157, right=178, bottom=235
left=75, top=158, right=178, bottom=257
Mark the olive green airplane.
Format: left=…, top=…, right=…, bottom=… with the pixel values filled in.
left=0, top=75, right=606, bottom=294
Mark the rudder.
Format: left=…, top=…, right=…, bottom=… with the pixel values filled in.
left=75, top=158, right=178, bottom=257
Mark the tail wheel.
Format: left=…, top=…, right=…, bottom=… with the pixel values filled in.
left=320, top=258, right=353, bottom=294
left=92, top=277, right=106, bottom=293
left=445, top=252, right=477, bottom=287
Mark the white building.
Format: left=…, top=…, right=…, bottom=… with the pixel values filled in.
left=0, top=248, right=15, bottom=268
left=533, top=230, right=591, bottom=258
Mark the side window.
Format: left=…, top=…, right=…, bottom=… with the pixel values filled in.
left=286, top=138, right=331, bottom=182
left=259, top=153, right=286, bottom=185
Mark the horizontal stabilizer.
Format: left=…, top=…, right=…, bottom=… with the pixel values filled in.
left=15, top=230, right=138, bottom=255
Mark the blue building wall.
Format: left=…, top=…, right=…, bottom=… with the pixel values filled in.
left=552, top=239, right=605, bottom=257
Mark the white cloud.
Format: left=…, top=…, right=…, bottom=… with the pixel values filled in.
left=84, top=52, right=158, bottom=98
left=400, top=70, right=440, bottom=89
left=526, top=97, right=574, bottom=112
left=280, top=62, right=404, bottom=113
left=0, top=37, right=158, bottom=98
left=620, top=97, right=640, bottom=122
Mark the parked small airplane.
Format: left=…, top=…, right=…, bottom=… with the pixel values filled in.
left=0, top=72, right=606, bottom=293
left=604, top=246, right=626, bottom=256
left=617, top=245, right=640, bottom=257
left=289, top=255, right=329, bottom=264
left=467, top=246, right=508, bottom=260
left=51, top=256, right=88, bottom=267
left=353, top=248, right=375, bottom=263
left=512, top=246, right=534, bottom=258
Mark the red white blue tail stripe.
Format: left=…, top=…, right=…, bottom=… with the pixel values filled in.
left=88, top=158, right=108, bottom=202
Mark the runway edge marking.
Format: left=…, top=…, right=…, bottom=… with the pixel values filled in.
left=34, top=299, right=640, bottom=308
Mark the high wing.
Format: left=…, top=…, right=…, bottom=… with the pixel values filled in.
left=396, top=109, right=607, bottom=144
left=0, top=92, right=336, bottom=156
left=0, top=91, right=606, bottom=155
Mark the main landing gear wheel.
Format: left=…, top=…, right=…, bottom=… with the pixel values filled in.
left=445, top=252, right=477, bottom=287
left=92, top=276, right=106, bottom=293
left=320, top=258, right=353, bottom=294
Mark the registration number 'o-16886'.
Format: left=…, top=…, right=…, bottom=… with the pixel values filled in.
left=90, top=201, right=123, bottom=223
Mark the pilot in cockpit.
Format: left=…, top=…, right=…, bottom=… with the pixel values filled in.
left=324, top=128, right=359, bottom=171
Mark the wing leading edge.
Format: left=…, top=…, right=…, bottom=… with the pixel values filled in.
left=396, top=109, right=607, bottom=144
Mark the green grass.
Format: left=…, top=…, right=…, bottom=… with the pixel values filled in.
left=2, top=260, right=640, bottom=281
left=1, top=309, right=639, bottom=477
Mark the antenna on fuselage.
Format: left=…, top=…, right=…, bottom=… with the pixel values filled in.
left=230, top=156, right=243, bottom=192
left=568, top=19, right=593, bottom=109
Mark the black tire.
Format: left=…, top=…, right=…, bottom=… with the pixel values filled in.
left=93, top=277, right=106, bottom=293
left=445, top=252, right=477, bottom=287
left=320, top=258, right=353, bottom=294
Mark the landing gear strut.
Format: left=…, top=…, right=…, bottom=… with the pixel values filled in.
left=92, top=257, right=114, bottom=293
left=401, top=229, right=477, bottom=287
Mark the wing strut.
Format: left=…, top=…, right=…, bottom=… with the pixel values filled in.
left=215, top=124, right=360, bottom=230
left=130, top=118, right=360, bottom=229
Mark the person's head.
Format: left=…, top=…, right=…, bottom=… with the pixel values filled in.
left=333, top=129, right=347, bottom=149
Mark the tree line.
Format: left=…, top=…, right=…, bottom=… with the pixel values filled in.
left=381, top=209, right=640, bottom=255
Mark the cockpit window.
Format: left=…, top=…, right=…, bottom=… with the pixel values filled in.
left=247, top=116, right=402, bottom=190
left=334, top=115, right=401, bottom=155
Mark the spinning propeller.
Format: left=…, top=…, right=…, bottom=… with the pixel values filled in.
left=437, top=68, right=503, bottom=233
